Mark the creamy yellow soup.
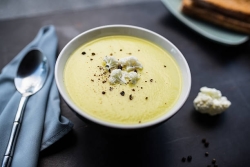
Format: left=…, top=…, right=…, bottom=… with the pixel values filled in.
left=64, top=36, right=182, bottom=125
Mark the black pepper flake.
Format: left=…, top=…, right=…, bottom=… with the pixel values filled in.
left=91, top=79, right=94, bottom=82
left=82, top=51, right=86, bottom=55
left=205, top=152, right=209, bottom=157
left=92, top=53, right=95, bottom=56
left=134, top=69, right=137, bottom=73
left=145, top=97, right=148, bottom=100
left=120, top=49, right=122, bottom=51
left=145, top=81, right=147, bottom=82
left=187, top=156, right=192, bottom=162
left=90, top=58, right=93, bottom=61
left=129, top=94, right=133, bottom=100
left=109, top=87, right=113, bottom=91
left=212, top=159, right=216, bottom=164
left=141, top=87, right=143, bottom=89
left=110, top=53, right=113, bottom=56
left=118, top=64, right=122, bottom=70
left=108, top=69, right=111, bottom=73
left=202, top=138, right=206, bottom=143
left=120, top=91, right=125, bottom=96
left=132, top=89, right=135, bottom=91
left=205, top=142, right=209, bottom=147
left=150, top=79, right=153, bottom=82
left=139, top=121, right=141, bottom=123
left=102, top=91, right=106, bottom=95
left=106, top=65, right=109, bottom=68
left=138, top=49, right=140, bottom=51
left=181, top=157, right=186, bottom=162
left=129, top=53, right=131, bottom=55
left=164, top=65, right=166, bottom=67
left=102, top=81, right=106, bottom=83
left=94, top=74, right=96, bottom=76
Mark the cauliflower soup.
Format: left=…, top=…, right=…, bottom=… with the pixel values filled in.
left=64, top=35, right=182, bottom=124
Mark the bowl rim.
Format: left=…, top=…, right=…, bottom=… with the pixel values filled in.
left=55, top=24, right=191, bottom=129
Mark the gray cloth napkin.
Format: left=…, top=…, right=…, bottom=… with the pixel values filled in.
left=0, top=25, right=73, bottom=167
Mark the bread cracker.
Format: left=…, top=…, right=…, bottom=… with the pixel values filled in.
left=192, top=0, right=250, bottom=23
left=181, top=0, right=250, bottom=34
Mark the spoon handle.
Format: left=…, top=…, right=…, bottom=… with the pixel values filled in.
left=2, top=95, right=29, bottom=167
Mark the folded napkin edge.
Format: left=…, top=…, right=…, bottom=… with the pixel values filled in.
left=41, top=121, right=74, bottom=151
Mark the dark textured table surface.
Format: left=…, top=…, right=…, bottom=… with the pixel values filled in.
left=0, top=1, right=250, bottom=167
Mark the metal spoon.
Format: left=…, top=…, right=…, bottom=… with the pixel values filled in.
left=2, top=49, right=49, bottom=167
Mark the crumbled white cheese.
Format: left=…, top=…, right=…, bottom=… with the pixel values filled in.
left=126, top=71, right=140, bottom=84
left=119, top=56, right=143, bottom=71
left=103, top=56, right=118, bottom=70
left=109, top=69, right=127, bottom=85
left=193, top=87, right=231, bottom=116
left=104, top=55, right=143, bottom=85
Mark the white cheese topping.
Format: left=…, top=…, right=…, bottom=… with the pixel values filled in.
left=119, top=56, right=143, bottom=71
left=109, top=69, right=127, bottom=85
left=193, top=87, right=231, bottom=116
left=126, top=71, right=140, bottom=84
left=108, top=70, right=140, bottom=85
left=104, top=55, right=143, bottom=85
left=103, top=56, right=118, bottom=70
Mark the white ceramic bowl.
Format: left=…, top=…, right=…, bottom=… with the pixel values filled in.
left=55, top=25, right=191, bottom=130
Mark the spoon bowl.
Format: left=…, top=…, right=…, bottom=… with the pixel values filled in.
left=15, top=49, right=49, bottom=96
left=2, top=49, right=49, bottom=167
